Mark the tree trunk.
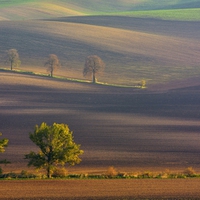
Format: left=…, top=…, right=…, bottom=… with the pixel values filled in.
left=92, top=72, right=96, bottom=83
left=10, top=61, right=13, bottom=70
left=47, top=164, right=51, bottom=178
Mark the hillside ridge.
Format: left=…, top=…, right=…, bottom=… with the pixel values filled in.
left=0, top=0, right=199, bottom=20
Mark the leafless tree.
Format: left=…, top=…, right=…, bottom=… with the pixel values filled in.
left=6, top=49, right=21, bottom=70
left=83, top=55, right=105, bottom=83
left=44, top=54, right=60, bottom=77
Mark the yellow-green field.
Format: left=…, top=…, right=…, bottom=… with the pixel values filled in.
left=0, top=0, right=199, bottom=20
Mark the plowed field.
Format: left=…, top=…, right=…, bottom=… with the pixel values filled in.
left=1, top=71, right=200, bottom=199
left=1, top=179, right=200, bottom=199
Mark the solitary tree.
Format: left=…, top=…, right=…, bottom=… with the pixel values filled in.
left=6, top=49, right=21, bottom=70
left=25, top=122, right=84, bottom=178
left=44, top=54, right=60, bottom=77
left=83, top=55, right=105, bottom=83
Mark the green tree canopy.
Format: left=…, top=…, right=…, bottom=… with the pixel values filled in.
left=6, top=49, right=21, bottom=70
left=25, top=122, right=84, bottom=178
left=0, top=133, right=9, bottom=170
left=83, top=55, right=105, bottom=83
left=0, top=133, right=8, bottom=153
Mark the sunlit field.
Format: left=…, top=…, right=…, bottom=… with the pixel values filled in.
left=1, top=1, right=200, bottom=199
left=0, top=0, right=199, bottom=20
left=0, top=17, right=200, bottom=86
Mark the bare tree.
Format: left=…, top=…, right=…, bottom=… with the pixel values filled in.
left=44, top=54, right=60, bottom=77
left=6, top=49, right=21, bottom=70
left=83, top=55, right=105, bottom=83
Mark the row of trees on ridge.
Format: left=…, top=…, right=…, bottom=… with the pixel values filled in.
left=5, top=49, right=105, bottom=84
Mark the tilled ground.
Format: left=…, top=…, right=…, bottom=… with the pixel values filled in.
left=1, top=179, right=200, bottom=199
left=1, top=72, right=200, bottom=199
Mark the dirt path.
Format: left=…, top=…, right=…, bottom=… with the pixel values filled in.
left=1, top=179, right=200, bottom=199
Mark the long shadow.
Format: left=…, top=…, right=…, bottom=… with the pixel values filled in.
left=2, top=75, right=200, bottom=169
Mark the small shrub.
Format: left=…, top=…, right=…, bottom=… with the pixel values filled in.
left=129, top=172, right=140, bottom=178
left=141, top=80, right=146, bottom=88
left=20, top=170, right=29, bottom=178
left=184, top=167, right=196, bottom=177
left=118, top=172, right=128, bottom=178
left=52, top=167, right=68, bottom=178
left=0, top=167, right=2, bottom=176
left=160, top=169, right=171, bottom=179
left=68, top=174, right=81, bottom=179
left=177, top=174, right=187, bottom=179
left=19, top=170, right=36, bottom=178
left=4, top=172, right=18, bottom=179
left=139, top=171, right=154, bottom=178
left=106, top=166, right=118, bottom=178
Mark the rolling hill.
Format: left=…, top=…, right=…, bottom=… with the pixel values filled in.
left=1, top=0, right=200, bottom=177
left=0, top=0, right=200, bottom=20
left=0, top=0, right=200, bottom=86
left=0, top=17, right=200, bottom=86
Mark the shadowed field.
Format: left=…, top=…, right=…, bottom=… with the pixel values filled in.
left=1, top=71, right=200, bottom=175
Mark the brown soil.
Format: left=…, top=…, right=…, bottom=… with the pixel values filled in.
left=1, top=71, right=200, bottom=174
left=1, top=71, right=200, bottom=199
left=1, top=179, right=200, bottom=199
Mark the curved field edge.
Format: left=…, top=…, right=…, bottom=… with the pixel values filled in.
left=0, top=68, right=145, bottom=89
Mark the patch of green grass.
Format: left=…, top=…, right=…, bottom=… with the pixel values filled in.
left=115, top=8, right=200, bottom=21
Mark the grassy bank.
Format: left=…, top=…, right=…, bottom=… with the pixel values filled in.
left=0, top=167, right=199, bottom=180
left=0, top=68, right=145, bottom=88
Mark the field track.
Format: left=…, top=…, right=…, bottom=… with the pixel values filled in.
left=1, top=179, right=200, bottom=199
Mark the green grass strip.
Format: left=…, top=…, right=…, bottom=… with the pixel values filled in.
left=0, top=68, right=145, bottom=89
left=114, top=8, right=200, bottom=21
